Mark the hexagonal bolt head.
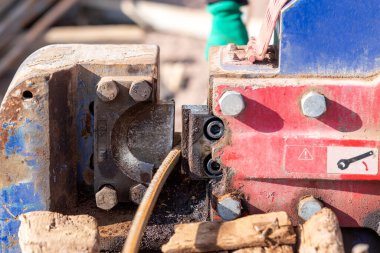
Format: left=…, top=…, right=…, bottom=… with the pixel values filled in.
left=129, top=80, right=152, bottom=102
left=297, top=196, right=324, bottom=221
left=95, top=185, right=118, bottom=211
left=217, top=195, right=242, bottom=221
left=96, top=78, right=119, bottom=102
left=352, top=244, right=369, bottom=253
left=301, top=91, right=327, bottom=118
left=130, top=184, right=147, bottom=205
left=219, top=91, right=245, bottom=117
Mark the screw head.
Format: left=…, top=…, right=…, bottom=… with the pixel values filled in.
left=298, top=196, right=323, bottom=221
left=219, top=91, right=245, bottom=116
left=96, top=78, right=119, bottom=102
left=217, top=195, right=242, bottom=221
left=205, top=157, right=222, bottom=177
left=130, top=184, right=147, bottom=205
left=129, top=80, right=152, bottom=102
left=205, top=119, right=224, bottom=140
left=301, top=91, right=326, bottom=118
left=95, top=185, right=118, bottom=210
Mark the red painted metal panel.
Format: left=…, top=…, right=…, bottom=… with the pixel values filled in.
left=212, top=76, right=380, bottom=227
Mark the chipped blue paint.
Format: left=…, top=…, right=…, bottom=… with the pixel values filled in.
left=279, top=0, right=380, bottom=76
left=1, top=118, right=47, bottom=252
left=0, top=183, right=45, bottom=253
left=5, top=129, right=25, bottom=156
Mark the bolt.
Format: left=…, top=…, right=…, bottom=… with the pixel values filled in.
left=301, top=91, right=327, bottom=118
left=217, top=195, right=242, bottom=221
left=205, top=119, right=224, bottom=140
left=297, top=196, right=324, bottom=221
left=219, top=91, right=245, bottom=116
left=96, top=78, right=119, bottom=102
left=129, top=80, right=152, bottom=102
left=130, top=184, right=147, bottom=205
left=95, top=185, right=118, bottom=210
left=205, top=158, right=222, bottom=177
left=352, top=244, right=369, bottom=253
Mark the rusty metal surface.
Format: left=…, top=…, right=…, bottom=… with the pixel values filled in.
left=94, top=75, right=175, bottom=201
left=0, top=44, right=161, bottom=252
left=181, top=105, right=220, bottom=179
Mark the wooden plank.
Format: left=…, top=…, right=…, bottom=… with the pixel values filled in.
left=18, top=211, right=99, bottom=253
left=161, top=212, right=296, bottom=253
left=81, top=0, right=210, bottom=39
left=43, top=25, right=145, bottom=44
left=233, top=245, right=294, bottom=253
left=298, top=208, right=344, bottom=253
left=120, top=1, right=210, bottom=39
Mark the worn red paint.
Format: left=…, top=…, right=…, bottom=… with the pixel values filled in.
left=212, top=76, right=380, bottom=229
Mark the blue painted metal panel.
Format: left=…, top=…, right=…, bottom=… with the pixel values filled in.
left=280, top=0, right=380, bottom=76
left=1, top=119, right=47, bottom=252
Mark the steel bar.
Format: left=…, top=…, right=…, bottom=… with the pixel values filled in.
left=122, top=145, right=181, bottom=253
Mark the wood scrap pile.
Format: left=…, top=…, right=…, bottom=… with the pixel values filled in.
left=162, top=208, right=345, bottom=253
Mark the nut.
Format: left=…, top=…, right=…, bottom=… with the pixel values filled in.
left=129, top=80, right=152, bottom=102
left=301, top=91, right=327, bottom=118
left=219, top=91, right=245, bottom=116
left=130, top=184, right=147, bottom=204
left=96, top=77, right=119, bottom=102
left=217, top=195, right=242, bottom=221
left=297, top=196, right=323, bottom=221
left=95, top=185, right=118, bottom=210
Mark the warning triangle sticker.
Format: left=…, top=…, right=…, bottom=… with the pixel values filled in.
left=298, top=148, right=313, bottom=160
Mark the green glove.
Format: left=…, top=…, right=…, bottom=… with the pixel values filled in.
left=205, top=1, right=249, bottom=59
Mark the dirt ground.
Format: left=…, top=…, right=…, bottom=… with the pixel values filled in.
left=67, top=165, right=208, bottom=252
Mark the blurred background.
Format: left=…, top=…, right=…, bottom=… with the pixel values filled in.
left=0, top=0, right=269, bottom=130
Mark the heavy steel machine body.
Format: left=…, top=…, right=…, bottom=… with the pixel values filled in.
left=1, top=0, right=380, bottom=252
left=184, top=0, right=380, bottom=231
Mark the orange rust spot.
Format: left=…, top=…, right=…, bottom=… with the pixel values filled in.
left=81, top=113, right=92, bottom=138
left=83, top=168, right=94, bottom=185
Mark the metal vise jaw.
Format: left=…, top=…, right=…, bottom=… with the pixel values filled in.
left=0, top=44, right=173, bottom=251
left=94, top=69, right=174, bottom=209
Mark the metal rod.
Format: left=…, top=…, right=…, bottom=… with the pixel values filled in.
left=122, top=145, right=181, bottom=253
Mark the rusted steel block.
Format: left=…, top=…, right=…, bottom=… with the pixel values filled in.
left=0, top=44, right=173, bottom=252
left=181, top=105, right=223, bottom=179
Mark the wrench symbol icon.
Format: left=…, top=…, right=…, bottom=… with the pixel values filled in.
left=337, top=151, right=374, bottom=170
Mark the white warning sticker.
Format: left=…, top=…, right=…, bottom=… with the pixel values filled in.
left=327, top=146, right=378, bottom=175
